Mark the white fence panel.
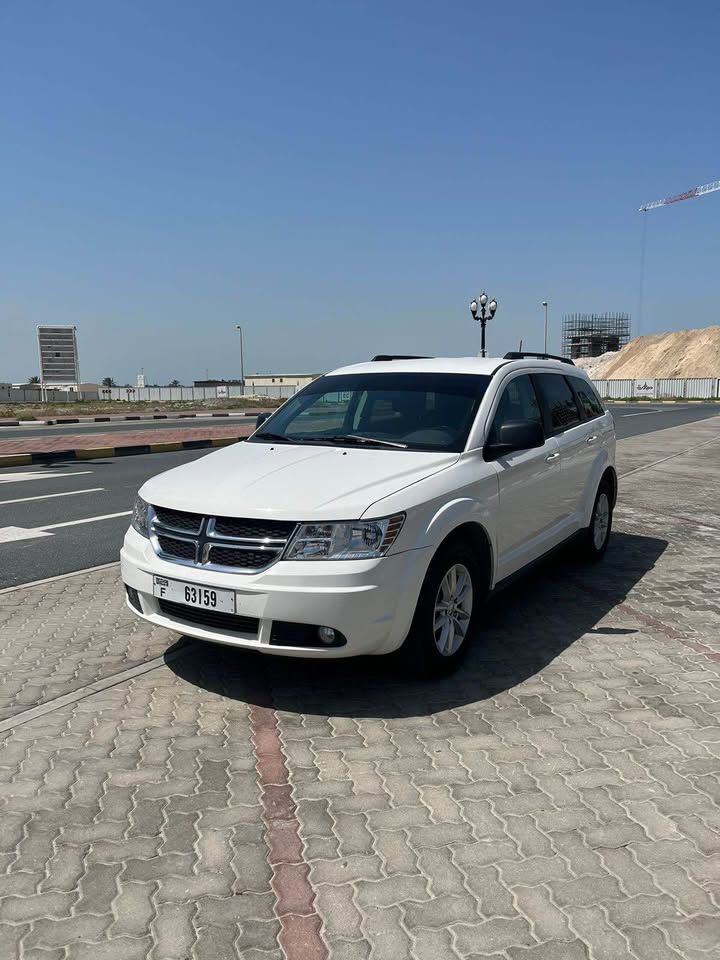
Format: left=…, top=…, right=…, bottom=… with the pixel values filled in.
left=591, top=377, right=719, bottom=400
left=95, top=384, right=299, bottom=403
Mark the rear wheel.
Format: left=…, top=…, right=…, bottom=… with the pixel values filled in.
left=405, top=542, right=485, bottom=677
left=580, top=480, right=613, bottom=560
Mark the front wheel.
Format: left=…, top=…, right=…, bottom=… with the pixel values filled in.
left=580, top=481, right=613, bottom=561
left=404, top=542, right=485, bottom=678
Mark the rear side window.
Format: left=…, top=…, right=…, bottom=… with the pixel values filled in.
left=569, top=377, right=605, bottom=419
left=534, top=373, right=581, bottom=432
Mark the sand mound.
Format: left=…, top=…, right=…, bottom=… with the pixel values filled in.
left=574, top=325, right=720, bottom=379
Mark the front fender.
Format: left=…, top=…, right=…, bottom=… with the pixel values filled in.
left=423, top=496, right=497, bottom=586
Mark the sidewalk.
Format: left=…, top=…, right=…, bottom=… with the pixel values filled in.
left=0, top=418, right=719, bottom=959
left=0, top=423, right=255, bottom=466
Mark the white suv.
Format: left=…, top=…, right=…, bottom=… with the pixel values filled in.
left=121, top=354, right=616, bottom=674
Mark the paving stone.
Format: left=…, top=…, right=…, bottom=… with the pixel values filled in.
left=315, top=883, right=364, bottom=941
left=511, top=884, right=573, bottom=942
left=624, top=924, right=687, bottom=960
left=662, top=914, right=720, bottom=953
left=604, top=893, right=681, bottom=929
left=549, top=875, right=622, bottom=908
left=453, top=916, right=535, bottom=954
left=506, top=943, right=589, bottom=960
left=565, top=904, right=632, bottom=960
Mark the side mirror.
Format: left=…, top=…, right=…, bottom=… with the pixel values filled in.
left=255, top=411, right=271, bottom=430
left=484, top=419, right=545, bottom=460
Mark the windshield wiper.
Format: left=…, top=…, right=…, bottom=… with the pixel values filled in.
left=324, top=434, right=408, bottom=449
left=253, top=432, right=299, bottom=444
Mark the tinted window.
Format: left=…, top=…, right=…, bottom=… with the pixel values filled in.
left=535, top=373, right=581, bottom=431
left=250, top=372, right=491, bottom=452
left=488, top=375, right=543, bottom=443
left=570, top=377, right=605, bottom=419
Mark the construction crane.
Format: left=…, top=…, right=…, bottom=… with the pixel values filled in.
left=636, top=177, right=719, bottom=334
left=639, top=178, right=720, bottom=212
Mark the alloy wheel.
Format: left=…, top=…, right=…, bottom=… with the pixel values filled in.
left=433, top=563, right=474, bottom=657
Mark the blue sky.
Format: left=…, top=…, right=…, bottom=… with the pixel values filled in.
left=1, top=0, right=718, bottom=383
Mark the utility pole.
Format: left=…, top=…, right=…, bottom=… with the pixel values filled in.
left=542, top=301, right=549, bottom=353
left=236, top=325, right=245, bottom=391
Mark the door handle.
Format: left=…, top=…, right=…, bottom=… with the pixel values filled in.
left=586, top=434, right=598, bottom=444
left=545, top=452, right=560, bottom=462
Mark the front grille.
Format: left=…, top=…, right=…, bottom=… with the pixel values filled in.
left=154, top=506, right=203, bottom=533
left=207, top=546, right=274, bottom=569
left=150, top=505, right=297, bottom=573
left=213, top=516, right=296, bottom=540
left=158, top=599, right=259, bottom=635
left=157, top=535, right=196, bottom=561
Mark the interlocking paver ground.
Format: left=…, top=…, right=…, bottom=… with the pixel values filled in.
left=0, top=416, right=719, bottom=959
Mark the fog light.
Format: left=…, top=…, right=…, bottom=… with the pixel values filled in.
left=317, top=626, right=336, bottom=645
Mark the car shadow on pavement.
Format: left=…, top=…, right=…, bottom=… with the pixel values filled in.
left=166, top=530, right=668, bottom=719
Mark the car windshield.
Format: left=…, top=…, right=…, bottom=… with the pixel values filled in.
left=249, top=372, right=491, bottom=452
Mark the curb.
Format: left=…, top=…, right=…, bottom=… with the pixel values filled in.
left=0, top=435, right=243, bottom=469
left=0, top=411, right=267, bottom=427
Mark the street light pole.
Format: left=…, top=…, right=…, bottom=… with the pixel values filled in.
left=236, top=325, right=245, bottom=392
left=469, top=293, right=498, bottom=357
left=542, top=301, right=548, bottom=353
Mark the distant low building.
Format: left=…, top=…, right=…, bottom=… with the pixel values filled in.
left=194, top=375, right=317, bottom=389
left=244, top=374, right=316, bottom=389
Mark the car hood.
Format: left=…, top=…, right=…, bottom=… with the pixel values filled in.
left=140, top=441, right=459, bottom=521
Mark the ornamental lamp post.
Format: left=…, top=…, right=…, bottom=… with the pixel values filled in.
left=469, top=293, right=498, bottom=358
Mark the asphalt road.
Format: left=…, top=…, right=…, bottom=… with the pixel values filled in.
left=0, top=449, right=206, bottom=588
left=0, top=402, right=717, bottom=589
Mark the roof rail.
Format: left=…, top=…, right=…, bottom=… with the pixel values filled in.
left=503, top=351, right=575, bottom=366
left=370, top=354, right=432, bottom=362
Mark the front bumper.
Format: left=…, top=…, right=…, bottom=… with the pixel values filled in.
left=120, top=526, right=431, bottom=658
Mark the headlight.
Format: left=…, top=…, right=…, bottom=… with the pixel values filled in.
left=131, top=495, right=150, bottom=538
left=285, top=514, right=405, bottom=560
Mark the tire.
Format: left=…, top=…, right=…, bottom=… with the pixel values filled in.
left=405, top=541, right=485, bottom=678
left=580, top=480, right=613, bottom=561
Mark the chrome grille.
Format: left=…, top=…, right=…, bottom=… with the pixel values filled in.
left=154, top=506, right=203, bottom=534
left=157, top=535, right=196, bottom=561
left=213, top=516, right=296, bottom=540
left=149, top=505, right=297, bottom=573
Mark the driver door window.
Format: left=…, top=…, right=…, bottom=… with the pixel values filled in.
left=488, top=375, right=543, bottom=443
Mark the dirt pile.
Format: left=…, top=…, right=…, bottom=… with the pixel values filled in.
left=574, top=325, right=720, bottom=379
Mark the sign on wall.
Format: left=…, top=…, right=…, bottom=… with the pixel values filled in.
left=634, top=379, right=656, bottom=399
left=216, top=385, right=229, bottom=398
left=37, top=326, right=80, bottom=391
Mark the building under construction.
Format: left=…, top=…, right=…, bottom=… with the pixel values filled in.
left=562, top=313, right=631, bottom=360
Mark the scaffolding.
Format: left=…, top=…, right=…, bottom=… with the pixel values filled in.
left=561, top=313, right=631, bottom=360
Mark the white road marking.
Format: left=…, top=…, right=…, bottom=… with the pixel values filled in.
left=0, top=511, right=131, bottom=544
left=0, top=471, right=93, bottom=484
left=0, top=487, right=104, bottom=506
left=42, top=511, right=131, bottom=531
left=0, top=526, right=52, bottom=543
left=620, top=411, right=660, bottom=417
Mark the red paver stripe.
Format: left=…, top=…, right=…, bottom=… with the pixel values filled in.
left=0, top=424, right=254, bottom=455
left=249, top=704, right=328, bottom=960
left=575, top=578, right=720, bottom=664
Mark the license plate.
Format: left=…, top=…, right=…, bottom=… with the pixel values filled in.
left=153, top=576, right=236, bottom=614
